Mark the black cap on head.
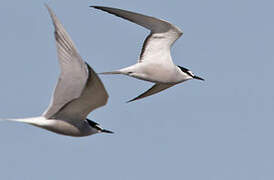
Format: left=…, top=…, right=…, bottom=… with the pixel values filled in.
left=86, top=118, right=99, bottom=127
left=177, top=65, right=204, bottom=81
left=86, top=119, right=114, bottom=134
left=177, top=66, right=192, bottom=76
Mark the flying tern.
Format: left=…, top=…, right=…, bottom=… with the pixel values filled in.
left=91, top=6, right=204, bottom=102
left=1, top=5, right=113, bottom=137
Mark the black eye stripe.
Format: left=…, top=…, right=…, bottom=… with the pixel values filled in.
left=86, top=119, right=102, bottom=130
left=177, top=66, right=193, bottom=77
left=86, top=119, right=98, bottom=126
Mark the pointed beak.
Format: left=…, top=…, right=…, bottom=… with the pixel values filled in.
left=193, top=75, right=204, bottom=81
left=101, top=129, right=114, bottom=134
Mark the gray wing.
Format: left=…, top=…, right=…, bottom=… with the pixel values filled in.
left=91, top=6, right=183, bottom=63
left=43, top=5, right=89, bottom=118
left=127, top=83, right=174, bottom=103
left=52, top=64, right=109, bottom=121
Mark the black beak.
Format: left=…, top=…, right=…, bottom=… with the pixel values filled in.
left=101, top=129, right=114, bottom=134
left=193, top=75, right=204, bottom=81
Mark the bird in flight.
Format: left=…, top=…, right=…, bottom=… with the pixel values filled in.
left=1, top=5, right=113, bottom=137
left=91, top=6, right=204, bottom=102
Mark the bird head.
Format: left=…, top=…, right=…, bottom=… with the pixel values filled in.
left=177, top=66, right=204, bottom=81
left=86, top=119, right=114, bottom=134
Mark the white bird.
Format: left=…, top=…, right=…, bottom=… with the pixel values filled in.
left=1, top=5, right=113, bottom=137
left=91, top=6, right=204, bottom=102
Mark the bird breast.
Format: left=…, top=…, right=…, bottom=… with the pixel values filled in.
left=136, top=62, right=181, bottom=83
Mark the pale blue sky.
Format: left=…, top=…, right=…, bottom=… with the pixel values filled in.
left=0, top=0, right=274, bottom=179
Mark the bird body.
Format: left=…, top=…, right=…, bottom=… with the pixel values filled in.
left=1, top=5, right=113, bottom=137
left=108, top=62, right=191, bottom=84
left=92, top=6, right=204, bottom=102
left=7, top=117, right=96, bottom=137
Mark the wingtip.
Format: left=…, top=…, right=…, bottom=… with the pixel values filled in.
left=44, top=3, right=49, bottom=8
left=126, top=98, right=138, bottom=103
left=126, top=100, right=132, bottom=103
left=44, top=4, right=55, bottom=22
left=90, top=5, right=101, bottom=9
left=44, top=3, right=52, bottom=13
left=90, top=6, right=114, bottom=12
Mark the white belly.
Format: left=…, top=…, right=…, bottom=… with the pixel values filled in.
left=129, top=62, right=181, bottom=84
left=13, top=117, right=94, bottom=137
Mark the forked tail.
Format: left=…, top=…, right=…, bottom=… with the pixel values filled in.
left=99, top=70, right=122, bottom=75
left=0, top=118, right=19, bottom=122
left=0, top=117, right=42, bottom=125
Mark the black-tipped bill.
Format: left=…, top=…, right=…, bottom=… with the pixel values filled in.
left=193, top=75, right=204, bottom=81
left=101, top=129, right=114, bottom=134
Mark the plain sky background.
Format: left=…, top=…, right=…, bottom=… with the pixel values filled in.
left=0, top=0, right=273, bottom=179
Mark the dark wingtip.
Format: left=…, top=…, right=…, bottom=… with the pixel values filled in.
left=126, top=100, right=133, bottom=103
left=90, top=6, right=101, bottom=9
left=126, top=97, right=138, bottom=103
left=101, top=129, right=114, bottom=134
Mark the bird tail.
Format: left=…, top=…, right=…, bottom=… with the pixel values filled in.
left=0, top=117, right=40, bottom=124
left=0, top=118, right=19, bottom=122
left=98, top=70, right=122, bottom=75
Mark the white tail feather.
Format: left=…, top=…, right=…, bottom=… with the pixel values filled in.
left=0, top=117, right=45, bottom=125
left=0, top=118, right=22, bottom=122
left=99, top=71, right=121, bottom=75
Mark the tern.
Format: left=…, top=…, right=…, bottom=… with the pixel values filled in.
left=1, top=5, right=113, bottom=137
left=91, top=6, right=204, bottom=102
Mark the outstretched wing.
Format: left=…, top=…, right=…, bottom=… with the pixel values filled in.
left=52, top=64, right=108, bottom=121
left=127, top=83, right=174, bottom=103
left=91, top=6, right=183, bottom=63
left=43, top=5, right=94, bottom=119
